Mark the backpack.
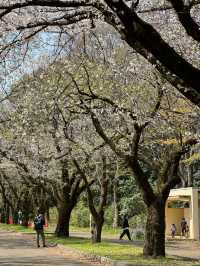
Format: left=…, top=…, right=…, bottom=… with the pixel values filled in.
left=34, top=215, right=44, bottom=230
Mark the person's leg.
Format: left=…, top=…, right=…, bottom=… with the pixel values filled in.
left=120, top=230, right=125, bottom=240
left=41, top=230, right=46, bottom=247
left=36, top=231, right=40, bottom=247
left=125, top=229, right=131, bottom=240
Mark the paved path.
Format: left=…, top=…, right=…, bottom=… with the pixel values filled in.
left=1, top=230, right=200, bottom=265
left=166, top=239, right=200, bottom=260
left=0, top=232, right=91, bottom=266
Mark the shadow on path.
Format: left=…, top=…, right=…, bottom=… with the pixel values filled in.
left=0, top=232, right=89, bottom=266
left=0, top=256, right=84, bottom=266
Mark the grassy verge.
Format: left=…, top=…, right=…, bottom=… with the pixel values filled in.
left=48, top=236, right=199, bottom=266
left=0, top=223, right=53, bottom=234
left=0, top=223, right=199, bottom=266
left=0, top=223, right=34, bottom=233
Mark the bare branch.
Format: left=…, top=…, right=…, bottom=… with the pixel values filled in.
left=168, top=0, right=200, bottom=42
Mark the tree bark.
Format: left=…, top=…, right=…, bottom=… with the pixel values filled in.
left=187, top=164, right=193, bottom=187
left=22, top=212, right=29, bottom=227
left=96, top=223, right=103, bottom=242
left=94, top=217, right=104, bottom=243
left=113, top=178, right=119, bottom=228
left=4, top=203, right=9, bottom=224
left=143, top=196, right=166, bottom=257
left=55, top=205, right=72, bottom=237
left=46, top=208, right=50, bottom=223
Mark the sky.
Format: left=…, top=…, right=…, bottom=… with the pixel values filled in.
left=0, top=31, right=73, bottom=97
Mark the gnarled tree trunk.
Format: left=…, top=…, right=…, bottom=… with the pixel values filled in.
left=143, top=196, right=166, bottom=257
left=3, top=203, right=9, bottom=224
left=93, top=215, right=104, bottom=243
left=55, top=204, right=72, bottom=237
left=96, top=220, right=104, bottom=243
left=112, top=177, right=119, bottom=228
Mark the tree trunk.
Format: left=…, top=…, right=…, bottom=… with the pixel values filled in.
left=96, top=221, right=103, bottom=242
left=92, top=214, right=104, bottom=243
left=5, top=204, right=10, bottom=224
left=22, top=213, right=29, bottom=227
left=13, top=210, right=18, bottom=224
left=55, top=206, right=72, bottom=237
left=113, top=178, right=119, bottom=228
left=46, top=208, right=50, bottom=223
left=187, top=164, right=193, bottom=187
left=92, top=220, right=104, bottom=243
left=143, top=197, right=166, bottom=257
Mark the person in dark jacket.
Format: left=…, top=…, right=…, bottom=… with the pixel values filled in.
left=34, top=211, right=46, bottom=248
left=119, top=214, right=131, bottom=240
left=180, top=217, right=187, bottom=236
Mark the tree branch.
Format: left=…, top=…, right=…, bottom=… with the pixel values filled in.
left=161, top=139, right=198, bottom=199
left=103, top=0, right=200, bottom=105
left=168, top=0, right=200, bottom=42
left=73, top=158, right=98, bottom=218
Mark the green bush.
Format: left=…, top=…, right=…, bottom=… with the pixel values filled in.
left=71, top=201, right=90, bottom=227
left=104, top=206, right=114, bottom=227
left=129, top=213, right=146, bottom=229
left=135, top=230, right=144, bottom=240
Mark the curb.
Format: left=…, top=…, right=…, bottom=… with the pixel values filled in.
left=57, top=244, right=145, bottom=266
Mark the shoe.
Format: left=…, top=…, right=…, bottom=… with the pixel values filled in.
left=43, top=245, right=47, bottom=247
left=37, top=245, right=40, bottom=248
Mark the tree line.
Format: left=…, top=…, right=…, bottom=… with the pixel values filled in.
left=0, top=0, right=200, bottom=257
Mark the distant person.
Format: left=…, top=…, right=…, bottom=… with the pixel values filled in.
left=34, top=211, right=46, bottom=248
left=185, top=224, right=189, bottom=238
left=171, top=223, right=176, bottom=238
left=18, top=210, right=22, bottom=225
left=180, top=218, right=187, bottom=236
left=119, top=214, right=131, bottom=241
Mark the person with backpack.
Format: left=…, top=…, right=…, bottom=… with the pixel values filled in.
left=34, top=211, right=46, bottom=248
left=119, top=214, right=131, bottom=241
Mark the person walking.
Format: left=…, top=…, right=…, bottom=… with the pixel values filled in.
left=185, top=224, right=189, bottom=238
left=18, top=210, right=22, bottom=225
left=180, top=217, right=187, bottom=237
left=34, top=211, right=46, bottom=248
left=119, top=215, right=131, bottom=241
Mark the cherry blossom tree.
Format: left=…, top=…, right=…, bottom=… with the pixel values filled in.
left=0, top=0, right=200, bottom=106
left=55, top=55, right=199, bottom=256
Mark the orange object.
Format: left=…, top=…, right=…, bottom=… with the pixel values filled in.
left=8, top=218, right=13, bottom=224
left=28, top=222, right=33, bottom=227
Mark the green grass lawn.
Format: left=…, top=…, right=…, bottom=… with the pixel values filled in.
left=0, top=223, right=199, bottom=266
left=48, top=236, right=199, bottom=266
left=0, top=223, right=54, bottom=235
left=0, top=223, right=34, bottom=233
